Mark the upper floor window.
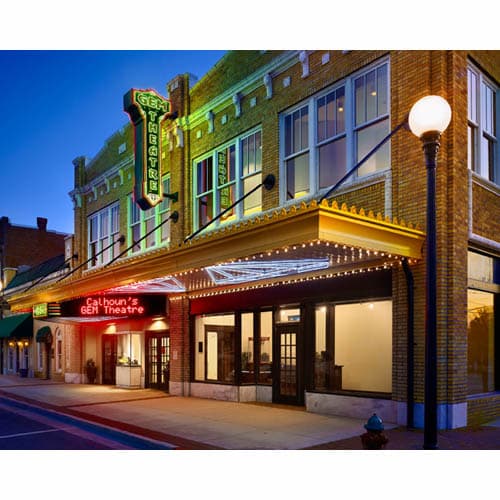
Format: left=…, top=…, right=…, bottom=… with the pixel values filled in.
left=193, top=129, right=262, bottom=231
left=282, top=61, right=390, bottom=201
left=129, top=175, right=171, bottom=254
left=88, top=202, right=120, bottom=268
left=468, top=64, right=498, bottom=184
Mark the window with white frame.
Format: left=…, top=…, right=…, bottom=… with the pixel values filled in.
left=129, top=175, right=171, bottom=253
left=193, top=129, right=262, bottom=231
left=468, top=63, right=498, bottom=183
left=88, top=202, right=120, bottom=268
left=282, top=60, right=389, bottom=201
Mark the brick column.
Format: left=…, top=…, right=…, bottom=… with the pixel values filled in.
left=168, top=295, right=190, bottom=396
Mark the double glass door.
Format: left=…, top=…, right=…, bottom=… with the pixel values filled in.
left=146, top=332, right=170, bottom=391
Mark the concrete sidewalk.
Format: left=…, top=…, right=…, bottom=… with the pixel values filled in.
left=0, top=375, right=499, bottom=450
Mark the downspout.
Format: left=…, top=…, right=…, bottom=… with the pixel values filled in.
left=401, top=258, right=414, bottom=429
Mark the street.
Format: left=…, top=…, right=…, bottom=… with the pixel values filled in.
left=0, top=397, right=173, bottom=450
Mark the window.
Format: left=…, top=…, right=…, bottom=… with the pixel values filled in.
left=354, top=65, right=389, bottom=176
left=284, top=106, right=310, bottom=199
left=468, top=64, right=498, bottom=183
left=193, top=129, right=262, bottom=231
left=468, top=289, right=495, bottom=394
left=195, top=314, right=235, bottom=383
left=194, top=310, right=273, bottom=385
left=257, top=311, right=273, bottom=385
left=467, top=251, right=498, bottom=395
left=314, top=300, right=392, bottom=394
left=317, top=87, right=346, bottom=189
left=129, top=175, right=172, bottom=253
left=87, top=203, right=120, bottom=268
left=281, top=61, right=389, bottom=202
left=241, top=313, right=254, bottom=383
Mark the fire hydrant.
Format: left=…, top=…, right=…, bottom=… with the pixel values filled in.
left=360, top=413, right=389, bottom=450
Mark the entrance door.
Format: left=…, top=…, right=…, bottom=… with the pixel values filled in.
left=146, top=332, right=170, bottom=391
left=102, top=335, right=117, bottom=385
left=273, top=323, right=303, bottom=405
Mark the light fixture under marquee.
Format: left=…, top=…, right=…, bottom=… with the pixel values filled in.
left=103, top=237, right=418, bottom=296
left=206, top=258, right=330, bottom=285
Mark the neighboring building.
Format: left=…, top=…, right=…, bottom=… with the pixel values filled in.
left=0, top=216, right=67, bottom=289
left=5, top=51, right=499, bottom=428
left=0, top=217, right=67, bottom=375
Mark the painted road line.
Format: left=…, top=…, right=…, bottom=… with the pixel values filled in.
left=0, top=428, right=61, bottom=439
left=0, top=398, right=175, bottom=450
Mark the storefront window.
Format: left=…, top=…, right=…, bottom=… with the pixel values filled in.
left=468, top=289, right=495, bottom=394
left=116, top=333, right=142, bottom=366
left=241, top=313, right=254, bottom=384
left=314, top=300, right=392, bottom=393
left=195, top=314, right=235, bottom=383
left=258, top=311, right=273, bottom=385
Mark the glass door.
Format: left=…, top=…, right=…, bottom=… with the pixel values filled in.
left=146, top=331, right=170, bottom=391
left=274, top=323, right=303, bottom=405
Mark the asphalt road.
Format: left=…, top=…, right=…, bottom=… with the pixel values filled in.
left=0, top=397, right=173, bottom=450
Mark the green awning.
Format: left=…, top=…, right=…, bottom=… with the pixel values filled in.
left=36, top=325, right=52, bottom=343
left=0, top=313, right=33, bottom=339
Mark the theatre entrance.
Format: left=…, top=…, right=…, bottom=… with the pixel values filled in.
left=146, top=331, right=170, bottom=391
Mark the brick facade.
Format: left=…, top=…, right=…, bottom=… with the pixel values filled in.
left=7, top=50, right=499, bottom=428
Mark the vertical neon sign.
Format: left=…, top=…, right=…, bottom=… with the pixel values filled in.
left=124, top=89, right=171, bottom=210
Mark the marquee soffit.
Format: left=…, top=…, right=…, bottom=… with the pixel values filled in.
left=8, top=199, right=424, bottom=310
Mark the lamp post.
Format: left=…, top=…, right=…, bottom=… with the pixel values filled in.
left=408, top=95, right=451, bottom=449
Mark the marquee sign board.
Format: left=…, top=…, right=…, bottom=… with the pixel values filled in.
left=124, top=88, right=171, bottom=210
left=61, top=294, right=165, bottom=318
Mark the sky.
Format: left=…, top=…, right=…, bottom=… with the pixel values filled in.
left=0, top=2, right=494, bottom=237
left=0, top=50, right=226, bottom=235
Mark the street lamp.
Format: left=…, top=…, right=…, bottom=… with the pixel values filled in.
left=408, top=95, right=451, bottom=449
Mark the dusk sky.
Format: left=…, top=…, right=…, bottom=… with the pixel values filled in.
left=0, top=50, right=226, bottom=235
left=0, top=5, right=491, bottom=237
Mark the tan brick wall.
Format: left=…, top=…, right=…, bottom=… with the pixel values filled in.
left=472, top=181, right=500, bottom=241
left=468, top=395, right=500, bottom=426
left=64, top=50, right=499, bottom=425
left=168, top=296, right=190, bottom=384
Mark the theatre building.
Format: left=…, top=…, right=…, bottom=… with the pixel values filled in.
left=6, top=50, right=499, bottom=429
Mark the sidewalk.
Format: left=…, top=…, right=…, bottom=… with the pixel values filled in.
left=1, top=375, right=499, bottom=450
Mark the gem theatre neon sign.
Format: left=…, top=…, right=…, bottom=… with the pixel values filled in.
left=61, top=294, right=165, bottom=318
left=124, top=89, right=171, bottom=210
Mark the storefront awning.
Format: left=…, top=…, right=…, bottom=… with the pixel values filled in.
left=106, top=200, right=426, bottom=295
left=0, top=313, right=33, bottom=339
left=7, top=200, right=426, bottom=309
left=35, top=325, right=52, bottom=342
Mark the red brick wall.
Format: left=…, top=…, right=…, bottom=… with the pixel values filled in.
left=1, top=220, right=66, bottom=270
